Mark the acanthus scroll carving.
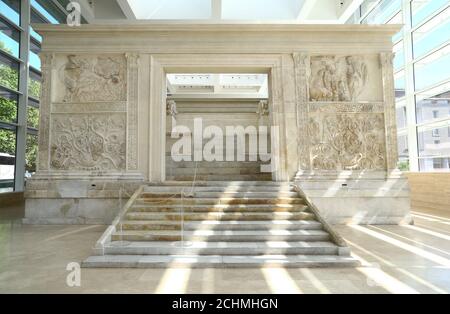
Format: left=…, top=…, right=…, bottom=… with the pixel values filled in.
left=309, top=113, right=386, bottom=170
left=59, top=55, right=126, bottom=103
left=50, top=114, right=126, bottom=170
left=309, top=55, right=368, bottom=102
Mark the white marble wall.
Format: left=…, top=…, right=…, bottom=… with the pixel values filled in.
left=24, top=23, right=409, bottom=224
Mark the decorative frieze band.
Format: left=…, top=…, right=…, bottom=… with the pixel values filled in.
left=308, top=102, right=384, bottom=113
left=126, top=53, right=140, bottom=170
left=293, top=52, right=311, bottom=170
left=51, top=102, right=127, bottom=113
left=37, top=53, right=54, bottom=171
left=380, top=52, right=398, bottom=171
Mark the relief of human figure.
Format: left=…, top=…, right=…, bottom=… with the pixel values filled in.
left=310, top=63, right=335, bottom=101
left=309, top=56, right=368, bottom=102
left=61, top=55, right=83, bottom=102
left=60, top=55, right=125, bottom=102
left=345, top=56, right=368, bottom=101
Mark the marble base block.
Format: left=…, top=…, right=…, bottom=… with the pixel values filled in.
left=295, top=170, right=413, bottom=225
left=23, top=173, right=144, bottom=224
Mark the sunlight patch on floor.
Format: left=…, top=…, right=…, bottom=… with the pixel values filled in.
left=347, top=239, right=447, bottom=294
left=350, top=225, right=450, bottom=267
left=154, top=267, right=192, bottom=294
left=352, top=252, right=419, bottom=294
left=261, top=268, right=303, bottom=294
left=299, top=268, right=331, bottom=294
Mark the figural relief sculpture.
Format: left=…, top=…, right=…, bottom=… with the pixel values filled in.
left=308, top=111, right=386, bottom=170
left=256, top=100, right=269, bottom=117
left=166, top=100, right=178, bottom=117
left=309, top=56, right=368, bottom=102
left=59, top=55, right=126, bottom=103
left=50, top=114, right=126, bottom=170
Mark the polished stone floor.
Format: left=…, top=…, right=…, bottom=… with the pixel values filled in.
left=0, top=205, right=449, bottom=294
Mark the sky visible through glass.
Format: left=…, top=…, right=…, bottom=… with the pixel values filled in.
left=0, top=0, right=448, bottom=84
left=1, top=0, right=59, bottom=70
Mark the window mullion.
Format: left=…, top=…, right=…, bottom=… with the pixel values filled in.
left=15, top=0, right=31, bottom=192
left=402, top=0, right=419, bottom=172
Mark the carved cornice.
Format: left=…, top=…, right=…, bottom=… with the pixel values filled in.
left=33, top=23, right=402, bottom=35
left=34, top=24, right=399, bottom=55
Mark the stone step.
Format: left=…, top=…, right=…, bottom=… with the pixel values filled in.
left=136, top=197, right=306, bottom=205
left=84, top=181, right=357, bottom=269
left=165, top=139, right=271, bottom=152
left=140, top=191, right=300, bottom=199
left=118, top=220, right=323, bottom=231
left=143, top=185, right=296, bottom=193
left=148, top=181, right=292, bottom=187
left=166, top=133, right=270, bottom=139
left=82, top=254, right=360, bottom=268
left=166, top=174, right=273, bottom=181
left=165, top=131, right=269, bottom=136
left=111, top=229, right=330, bottom=242
left=98, top=241, right=341, bottom=256
left=166, top=152, right=270, bottom=161
left=125, top=211, right=316, bottom=221
left=165, top=160, right=267, bottom=168
left=167, top=167, right=263, bottom=175
left=129, top=204, right=309, bottom=213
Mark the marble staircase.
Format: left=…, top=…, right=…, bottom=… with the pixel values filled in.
left=82, top=181, right=359, bottom=268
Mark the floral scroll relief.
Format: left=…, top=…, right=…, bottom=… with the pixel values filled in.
left=308, top=113, right=386, bottom=170
left=59, top=55, right=126, bottom=103
left=309, top=56, right=368, bottom=102
left=50, top=114, right=126, bottom=170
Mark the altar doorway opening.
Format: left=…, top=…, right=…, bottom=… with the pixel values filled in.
left=165, top=73, right=272, bottom=181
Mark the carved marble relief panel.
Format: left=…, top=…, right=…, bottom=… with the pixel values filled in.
left=50, top=113, right=126, bottom=171
left=309, top=55, right=382, bottom=102
left=308, top=104, right=386, bottom=171
left=46, top=54, right=130, bottom=172
left=55, top=54, right=127, bottom=103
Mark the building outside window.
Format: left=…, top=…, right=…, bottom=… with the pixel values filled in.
left=349, top=0, right=450, bottom=172
left=0, top=0, right=66, bottom=192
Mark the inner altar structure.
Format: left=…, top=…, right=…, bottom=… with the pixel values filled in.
left=24, top=23, right=411, bottom=225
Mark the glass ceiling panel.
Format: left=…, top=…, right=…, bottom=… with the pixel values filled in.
left=127, top=0, right=305, bottom=20
left=167, top=74, right=269, bottom=98
left=127, top=0, right=211, bottom=20
left=222, top=0, right=303, bottom=20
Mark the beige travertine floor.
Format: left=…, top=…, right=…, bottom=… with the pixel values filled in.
left=0, top=206, right=449, bottom=294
